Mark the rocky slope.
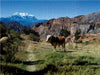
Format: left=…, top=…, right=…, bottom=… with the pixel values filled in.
left=74, top=12, right=100, bottom=24
left=1, top=22, right=30, bottom=33
left=32, top=12, right=100, bottom=38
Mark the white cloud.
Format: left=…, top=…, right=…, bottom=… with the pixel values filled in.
left=13, top=12, right=34, bottom=17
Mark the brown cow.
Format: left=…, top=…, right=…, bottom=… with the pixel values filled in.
left=46, top=35, right=66, bottom=52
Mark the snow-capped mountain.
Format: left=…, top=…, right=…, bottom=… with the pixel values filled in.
left=0, top=12, right=48, bottom=27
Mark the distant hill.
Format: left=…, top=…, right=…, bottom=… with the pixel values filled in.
left=1, top=21, right=30, bottom=33
left=74, top=12, right=100, bottom=23
left=0, top=12, right=48, bottom=27
left=32, top=12, right=100, bottom=38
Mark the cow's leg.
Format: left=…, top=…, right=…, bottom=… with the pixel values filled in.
left=62, top=43, right=66, bottom=52
left=53, top=45, right=56, bottom=52
left=52, top=43, right=56, bottom=52
left=51, top=44, right=56, bottom=52
left=64, top=43, right=66, bottom=52
left=58, top=43, right=60, bottom=47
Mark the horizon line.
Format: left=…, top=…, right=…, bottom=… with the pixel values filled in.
left=1, top=11, right=100, bottom=20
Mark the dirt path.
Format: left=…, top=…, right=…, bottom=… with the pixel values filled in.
left=25, top=41, right=38, bottom=72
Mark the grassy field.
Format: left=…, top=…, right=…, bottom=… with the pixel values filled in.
left=1, top=39, right=100, bottom=75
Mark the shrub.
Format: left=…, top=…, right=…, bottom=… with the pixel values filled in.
left=7, top=29, right=21, bottom=39
left=75, top=45, right=78, bottom=49
left=59, top=29, right=70, bottom=37
left=75, top=29, right=81, bottom=41
left=22, top=29, right=40, bottom=42
left=3, top=42, right=19, bottom=62
left=29, top=33, right=40, bottom=42
left=22, top=29, right=39, bottom=37
left=1, top=28, right=22, bottom=63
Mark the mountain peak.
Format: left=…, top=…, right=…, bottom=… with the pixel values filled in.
left=0, top=12, right=48, bottom=27
left=13, top=12, right=34, bottom=17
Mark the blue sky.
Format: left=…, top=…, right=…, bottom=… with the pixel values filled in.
left=1, top=0, right=100, bottom=19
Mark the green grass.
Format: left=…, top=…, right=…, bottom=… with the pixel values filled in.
left=34, top=42, right=100, bottom=75
left=1, top=40, right=100, bottom=75
left=35, top=43, right=100, bottom=75
left=0, top=62, right=26, bottom=70
left=42, top=53, right=100, bottom=75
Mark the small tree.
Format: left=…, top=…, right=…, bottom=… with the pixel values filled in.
left=59, top=29, right=70, bottom=37
left=75, top=29, right=81, bottom=41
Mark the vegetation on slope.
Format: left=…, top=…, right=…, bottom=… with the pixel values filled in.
left=0, top=23, right=100, bottom=75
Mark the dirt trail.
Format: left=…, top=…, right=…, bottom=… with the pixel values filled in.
left=25, top=40, right=38, bottom=72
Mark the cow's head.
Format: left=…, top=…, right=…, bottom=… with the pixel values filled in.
left=46, top=35, right=53, bottom=42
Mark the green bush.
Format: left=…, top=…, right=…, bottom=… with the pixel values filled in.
left=22, top=29, right=40, bottom=41
left=75, top=45, right=78, bottom=49
left=3, top=42, right=19, bottom=62
left=1, top=28, right=22, bottom=63
left=59, top=29, right=70, bottom=37
left=22, top=29, right=39, bottom=37
left=7, top=29, right=21, bottom=40
left=75, top=29, right=81, bottom=41
left=29, top=33, right=40, bottom=42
